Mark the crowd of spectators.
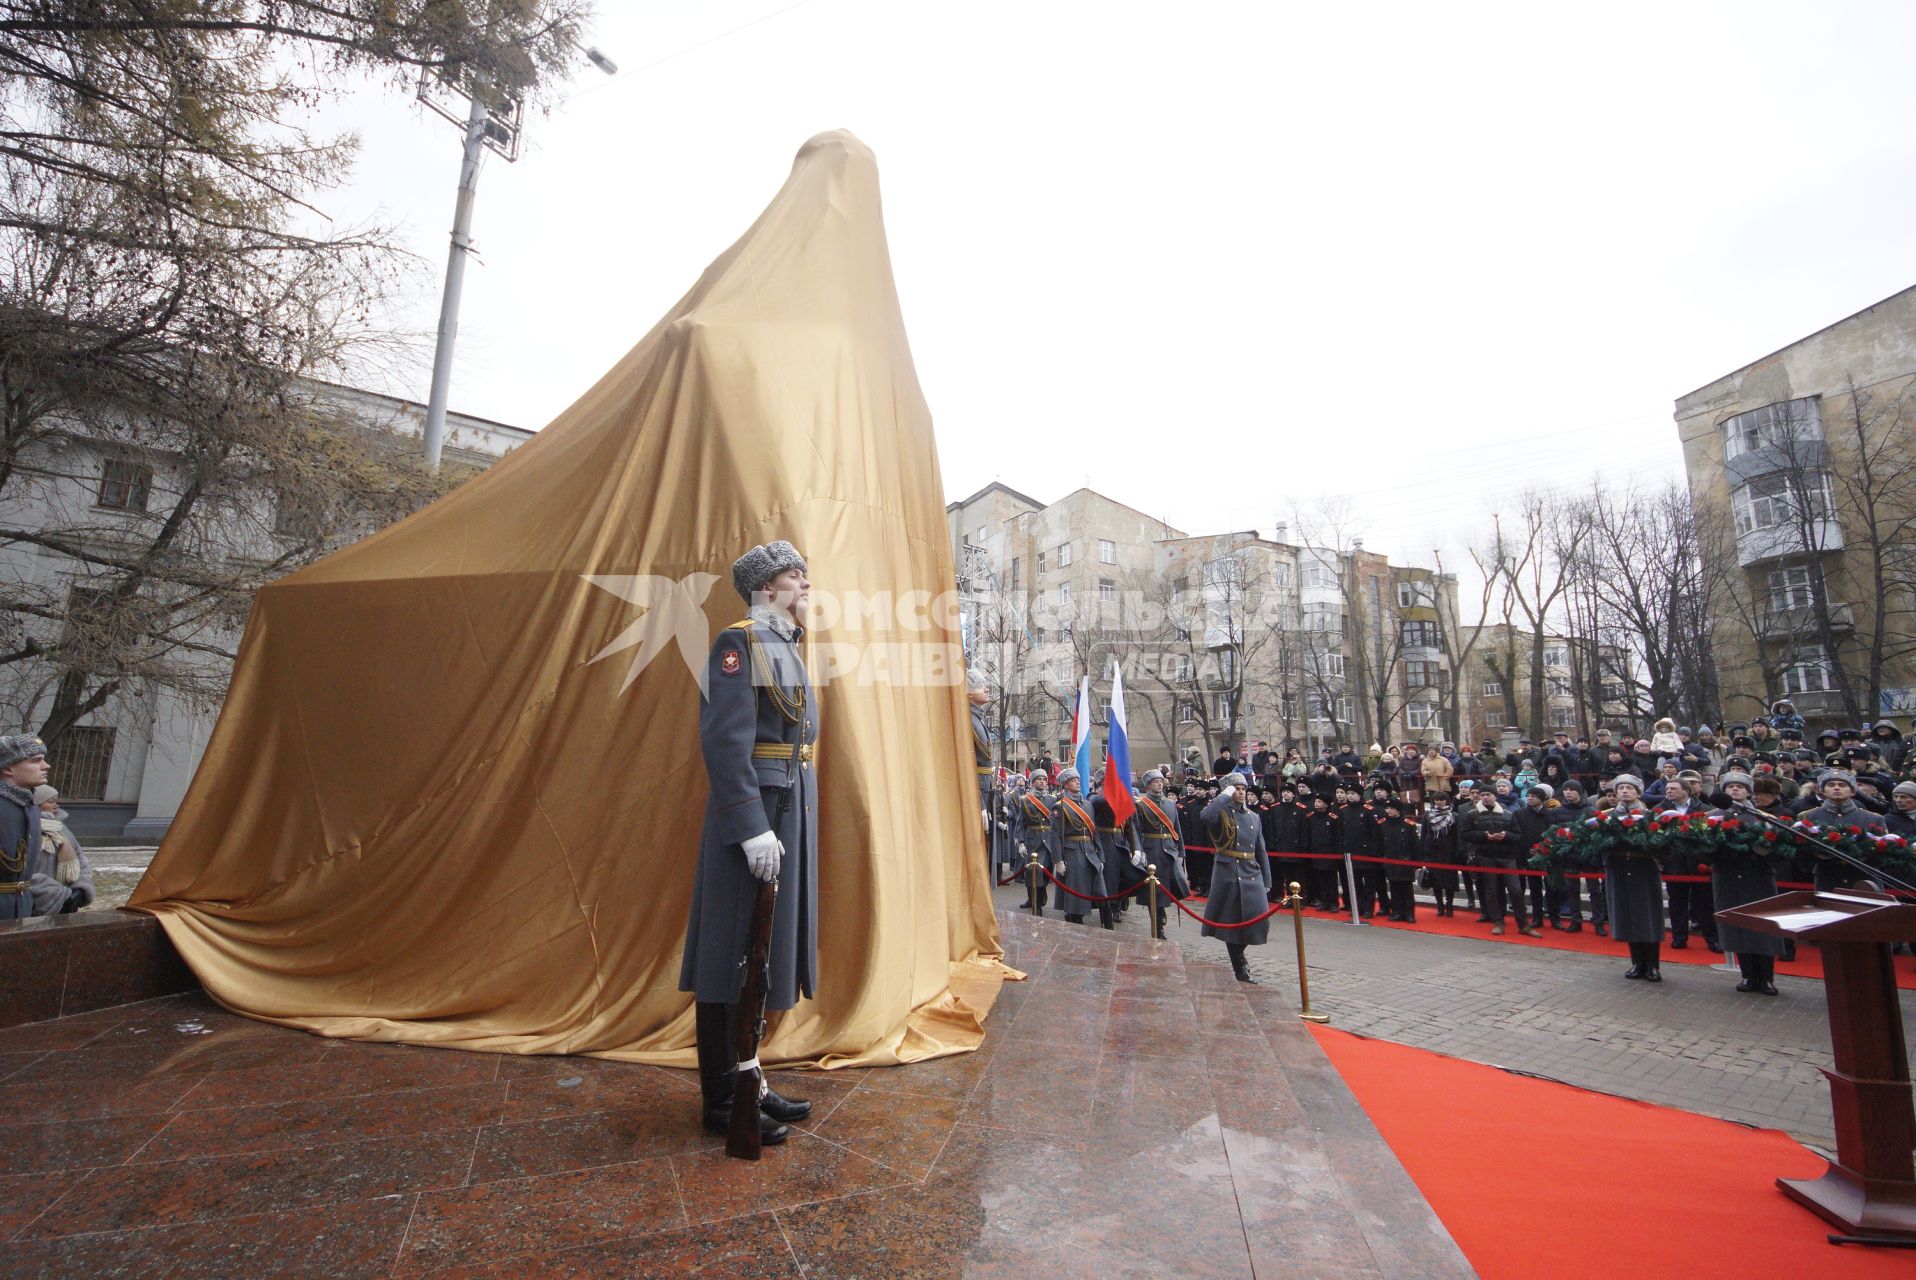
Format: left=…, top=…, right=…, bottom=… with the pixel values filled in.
left=997, top=697, right=1913, bottom=984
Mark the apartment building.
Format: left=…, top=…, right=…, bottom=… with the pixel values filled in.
left=946, top=485, right=1460, bottom=770
left=1675, top=284, right=1916, bottom=728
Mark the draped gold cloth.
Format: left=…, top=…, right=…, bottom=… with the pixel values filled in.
left=129, top=131, right=1008, bottom=1068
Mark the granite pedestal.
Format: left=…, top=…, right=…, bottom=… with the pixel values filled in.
left=0, top=908, right=1472, bottom=1277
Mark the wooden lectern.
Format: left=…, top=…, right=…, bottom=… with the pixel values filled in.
left=1716, top=888, right=1916, bottom=1242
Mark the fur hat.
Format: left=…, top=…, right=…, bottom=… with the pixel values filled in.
left=1221, top=772, right=1248, bottom=788
left=0, top=735, right=45, bottom=772
left=730, top=540, right=807, bottom=603
left=1610, top=773, right=1645, bottom=794
left=1056, top=767, right=1081, bottom=786
left=1821, top=769, right=1857, bottom=789
left=1719, top=770, right=1754, bottom=791
left=1753, top=775, right=1783, bottom=797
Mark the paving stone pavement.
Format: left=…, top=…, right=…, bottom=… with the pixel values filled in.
left=992, top=882, right=1916, bottom=1154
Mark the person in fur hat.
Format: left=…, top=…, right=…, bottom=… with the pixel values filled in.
left=681, top=540, right=817, bottom=1147
left=1799, top=770, right=1886, bottom=890
left=29, top=785, right=91, bottom=916
left=1201, top=773, right=1273, bottom=982
left=1647, top=717, right=1682, bottom=756
left=0, top=735, right=48, bottom=921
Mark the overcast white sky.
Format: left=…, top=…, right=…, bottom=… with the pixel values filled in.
left=311, top=1, right=1916, bottom=572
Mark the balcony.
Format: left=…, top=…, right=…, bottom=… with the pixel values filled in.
left=1736, top=519, right=1843, bottom=568
left=1757, top=602, right=1853, bottom=640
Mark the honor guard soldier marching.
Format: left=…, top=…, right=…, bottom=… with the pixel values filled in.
left=1201, top=773, right=1273, bottom=983
left=0, top=736, right=49, bottom=921
left=681, top=541, right=819, bottom=1148
left=1131, top=768, right=1188, bottom=935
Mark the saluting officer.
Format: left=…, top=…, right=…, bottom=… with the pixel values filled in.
left=1131, top=767, right=1188, bottom=935
left=681, top=541, right=818, bottom=1147
left=1201, top=773, right=1273, bottom=983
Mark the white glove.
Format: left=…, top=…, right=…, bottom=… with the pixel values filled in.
left=982, top=808, right=990, bottom=826
left=1222, top=784, right=1237, bottom=800
left=1018, top=842, right=1028, bottom=857
left=741, top=832, right=783, bottom=883
left=1054, top=861, right=1066, bottom=876
left=1130, top=850, right=1147, bottom=870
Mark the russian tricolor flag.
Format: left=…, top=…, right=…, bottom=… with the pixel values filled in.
left=1071, top=675, right=1093, bottom=793
left=1102, top=661, right=1135, bottom=824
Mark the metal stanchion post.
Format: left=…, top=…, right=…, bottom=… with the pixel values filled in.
left=1283, top=880, right=1331, bottom=1024
left=1146, top=865, right=1162, bottom=940
left=1027, top=851, right=1043, bottom=919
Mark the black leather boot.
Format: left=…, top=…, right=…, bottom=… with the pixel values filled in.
left=1227, top=943, right=1257, bottom=984
left=695, top=1002, right=788, bottom=1144
left=1624, top=942, right=1645, bottom=980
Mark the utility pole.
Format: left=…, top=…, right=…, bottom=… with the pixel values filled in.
left=421, top=88, right=492, bottom=473
left=417, top=46, right=618, bottom=471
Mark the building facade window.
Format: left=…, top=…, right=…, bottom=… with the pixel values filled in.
left=1036, top=550, right=1046, bottom=575
left=1482, top=680, right=1502, bottom=696
left=1058, top=583, right=1070, bottom=609
left=1543, top=646, right=1568, bottom=668
left=1272, top=563, right=1292, bottom=589
left=1781, top=645, right=1834, bottom=694
left=1300, top=561, right=1335, bottom=590
left=1768, top=564, right=1814, bottom=610
left=1097, top=539, right=1116, bottom=564
left=1548, top=706, right=1575, bottom=729
left=1547, top=676, right=1572, bottom=696
left=1313, top=652, right=1346, bottom=679
left=1302, top=604, right=1342, bottom=633
left=1058, top=542, right=1073, bottom=568
left=1406, top=659, right=1442, bottom=690
left=1406, top=702, right=1439, bottom=730
left=1733, top=472, right=1835, bottom=535
left=1009, top=557, right=1019, bottom=588
left=1308, top=694, right=1352, bottom=724
left=1601, top=681, right=1627, bottom=703
left=45, top=726, right=115, bottom=800
left=1215, top=693, right=1233, bottom=721
left=1723, top=396, right=1822, bottom=461
left=1486, top=710, right=1505, bottom=727
left=96, top=458, right=153, bottom=512
left=1098, top=578, right=1115, bottom=602
left=1401, top=620, right=1437, bottom=648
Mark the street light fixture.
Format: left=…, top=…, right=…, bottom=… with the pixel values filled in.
left=418, top=47, right=618, bottom=471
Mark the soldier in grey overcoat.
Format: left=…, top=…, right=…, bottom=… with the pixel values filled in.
left=0, top=736, right=48, bottom=922
left=1132, top=768, right=1188, bottom=936
left=1013, top=773, right=1057, bottom=913
left=1709, top=771, right=1789, bottom=995
left=968, top=673, right=1001, bottom=870
left=1602, top=775, right=1666, bottom=983
left=1051, top=768, right=1106, bottom=925
left=1201, top=773, right=1273, bottom=983
left=680, top=541, right=818, bottom=1146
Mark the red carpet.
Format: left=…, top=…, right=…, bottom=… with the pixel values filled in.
left=1311, top=1027, right=1916, bottom=1280
left=1185, top=893, right=1916, bottom=990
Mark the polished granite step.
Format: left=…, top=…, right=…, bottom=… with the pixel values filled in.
left=0, top=908, right=1474, bottom=1277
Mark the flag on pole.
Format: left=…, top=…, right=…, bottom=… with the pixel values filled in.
left=1071, top=674, right=1093, bottom=790
left=1103, top=660, right=1135, bottom=824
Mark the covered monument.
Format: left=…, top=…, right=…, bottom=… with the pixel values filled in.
left=130, top=131, right=1008, bottom=1067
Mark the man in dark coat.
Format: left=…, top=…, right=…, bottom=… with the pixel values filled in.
left=1657, top=777, right=1717, bottom=952
left=1604, top=775, right=1666, bottom=981
left=682, top=540, right=819, bottom=1145
left=1459, top=789, right=1539, bottom=937
left=1304, top=793, right=1341, bottom=910
left=1201, top=773, right=1273, bottom=982
left=1799, top=770, right=1887, bottom=889
left=1378, top=796, right=1420, bottom=922
left=1709, top=771, right=1788, bottom=995
left=0, top=735, right=49, bottom=922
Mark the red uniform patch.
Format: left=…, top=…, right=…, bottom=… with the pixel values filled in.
left=719, top=650, right=742, bottom=675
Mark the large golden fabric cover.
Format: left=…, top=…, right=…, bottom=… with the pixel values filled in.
left=130, top=132, right=1007, bottom=1067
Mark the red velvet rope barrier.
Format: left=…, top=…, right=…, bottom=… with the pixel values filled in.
left=1161, top=892, right=1290, bottom=930
left=1034, top=864, right=1149, bottom=904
